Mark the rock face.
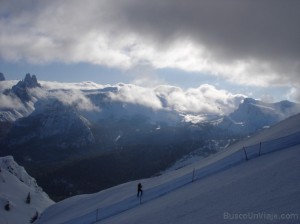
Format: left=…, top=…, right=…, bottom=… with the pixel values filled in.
left=23, top=73, right=41, bottom=88
left=0, top=74, right=40, bottom=122
left=11, top=73, right=41, bottom=102
left=0, top=72, right=5, bottom=81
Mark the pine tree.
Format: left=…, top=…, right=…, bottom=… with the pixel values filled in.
left=26, top=192, right=31, bottom=204
left=4, top=201, right=10, bottom=211
left=30, top=211, right=38, bottom=223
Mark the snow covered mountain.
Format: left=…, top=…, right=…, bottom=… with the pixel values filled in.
left=1, top=74, right=299, bottom=129
left=5, top=98, right=94, bottom=149
left=37, top=113, right=300, bottom=224
left=0, top=156, right=54, bottom=224
left=1, top=74, right=300, bottom=223
left=10, top=73, right=41, bottom=102
left=219, top=98, right=300, bottom=134
left=1, top=74, right=300, bottom=202
left=0, top=74, right=39, bottom=122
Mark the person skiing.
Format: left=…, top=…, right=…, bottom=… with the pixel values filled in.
left=137, top=182, right=143, bottom=198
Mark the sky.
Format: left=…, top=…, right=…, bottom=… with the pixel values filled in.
left=0, top=0, right=299, bottom=102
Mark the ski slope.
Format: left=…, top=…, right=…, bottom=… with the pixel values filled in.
left=101, top=143, right=300, bottom=224
left=38, top=114, right=300, bottom=224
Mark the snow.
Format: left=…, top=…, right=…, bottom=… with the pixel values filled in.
left=182, top=114, right=207, bottom=123
left=38, top=113, right=300, bottom=224
left=102, top=145, right=300, bottom=224
left=0, top=156, right=54, bottom=224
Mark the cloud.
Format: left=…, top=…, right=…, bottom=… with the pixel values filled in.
left=287, top=87, right=300, bottom=103
left=109, top=84, right=163, bottom=110
left=23, top=81, right=99, bottom=111
left=40, top=81, right=247, bottom=115
left=0, top=76, right=245, bottom=116
left=108, top=83, right=245, bottom=114
left=0, top=80, right=26, bottom=111
left=39, top=81, right=105, bottom=90
left=155, top=84, right=245, bottom=115
left=0, top=80, right=18, bottom=91
left=0, top=79, right=99, bottom=112
left=50, top=89, right=100, bottom=112
left=0, top=0, right=299, bottom=88
left=0, top=93, right=24, bottom=110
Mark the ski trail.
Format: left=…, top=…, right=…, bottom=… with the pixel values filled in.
left=60, top=131, right=300, bottom=224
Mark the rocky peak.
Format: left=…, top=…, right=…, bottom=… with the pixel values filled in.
left=0, top=72, right=5, bottom=81
left=11, top=73, right=41, bottom=102
left=23, top=73, right=41, bottom=88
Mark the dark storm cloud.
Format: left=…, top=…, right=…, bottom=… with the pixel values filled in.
left=103, top=0, right=300, bottom=89
left=0, top=0, right=299, bottom=88
left=115, top=0, right=300, bottom=61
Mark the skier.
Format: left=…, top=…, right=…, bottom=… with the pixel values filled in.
left=137, top=182, right=143, bottom=198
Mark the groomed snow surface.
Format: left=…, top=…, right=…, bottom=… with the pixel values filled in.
left=37, top=114, right=300, bottom=224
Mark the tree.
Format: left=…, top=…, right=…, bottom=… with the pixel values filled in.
left=30, top=211, right=39, bottom=223
left=26, top=192, right=31, bottom=204
left=4, top=201, right=10, bottom=211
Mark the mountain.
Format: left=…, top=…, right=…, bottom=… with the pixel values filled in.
left=8, top=98, right=94, bottom=148
left=0, top=156, right=54, bottom=224
left=10, top=73, right=41, bottom=102
left=2, top=98, right=95, bottom=163
left=0, top=73, right=40, bottom=122
left=1, top=74, right=300, bottom=201
left=83, top=87, right=182, bottom=125
left=218, top=98, right=300, bottom=135
left=0, top=73, right=5, bottom=81
left=36, top=113, right=300, bottom=224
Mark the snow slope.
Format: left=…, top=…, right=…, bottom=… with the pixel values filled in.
left=0, top=156, right=54, bottom=224
left=102, top=144, right=300, bottom=224
left=38, top=113, right=300, bottom=224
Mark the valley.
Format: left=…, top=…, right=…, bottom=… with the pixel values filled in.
left=1, top=74, right=300, bottom=201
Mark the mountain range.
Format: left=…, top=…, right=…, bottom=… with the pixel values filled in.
left=37, top=109, right=300, bottom=224
left=1, top=73, right=300, bottom=200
